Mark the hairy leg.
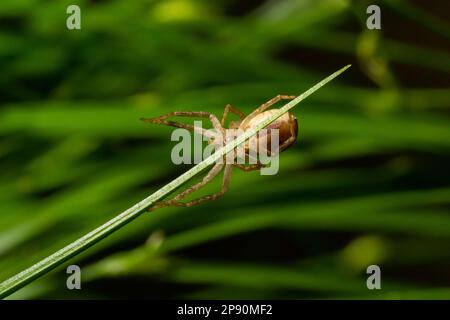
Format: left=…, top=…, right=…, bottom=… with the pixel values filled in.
left=141, top=111, right=224, bottom=138
left=221, top=104, right=246, bottom=126
left=270, top=114, right=298, bottom=156
left=233, top=163, right=264, bottom=172
left=148, top=163, right=228, bottom=211
left=175, top=164, right=232, bottom=207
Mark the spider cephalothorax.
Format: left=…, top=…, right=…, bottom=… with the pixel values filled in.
left=141, top=95, right=298, bottom=211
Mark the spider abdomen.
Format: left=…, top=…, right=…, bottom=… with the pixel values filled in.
left=242, top=109, right=298, bottom=154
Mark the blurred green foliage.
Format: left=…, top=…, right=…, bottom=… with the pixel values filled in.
left=0, top=0, right=450, bottom=299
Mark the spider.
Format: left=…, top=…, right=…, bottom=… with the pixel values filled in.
left=141, top=95, right=299, bottom=211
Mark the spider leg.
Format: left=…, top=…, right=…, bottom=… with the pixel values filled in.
left=233, top=163, right=265, bottom=172
left=242, top=95, right=296, bottom=127
left=177, top=164, right=232, bottom=207
left=232, top=148, right=267, bottom=170
left=275, top=136, right=296, bottom=154
left=148, top=163, right=228, bottom=211
left=221, top=104, right=246, bottom=126
left=141, top=111, right=224, bottom=138
left=269, top=115, right=298, bottom=156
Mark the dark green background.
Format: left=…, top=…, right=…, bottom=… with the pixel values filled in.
left=1, top=0, right=450, bottom=299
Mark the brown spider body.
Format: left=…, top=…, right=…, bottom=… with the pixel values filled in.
left=141, top=94, right=298, bottom=211
left=241, top=110, right=298, bottom=155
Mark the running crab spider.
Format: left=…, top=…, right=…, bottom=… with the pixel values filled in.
left=140, top=95, right=299, bottom=211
